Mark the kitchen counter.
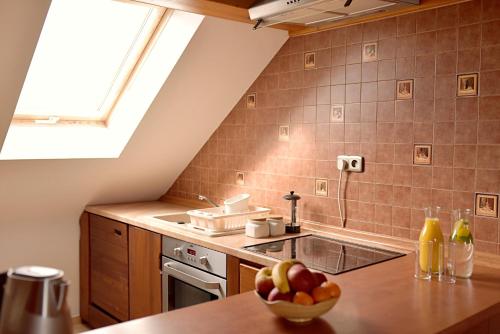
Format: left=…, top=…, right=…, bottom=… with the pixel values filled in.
left=84, top=200, right=500, bottom=333
left=85, top=199, right=500, bottom=269
left=85, top=252, right=500, bottom=334
left=86, top=200, right=312, bottom=267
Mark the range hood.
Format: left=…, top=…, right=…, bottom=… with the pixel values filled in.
left=249, top=0, right=420, bottom=28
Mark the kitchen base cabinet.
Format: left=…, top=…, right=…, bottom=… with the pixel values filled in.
left=80, top=213, right=161, bottom=328
left=239, top=263, right=260, bottom=294
left=90, top=215, right=129, bottom=321
left=87, top=305, right=119, bottom=329
left=239, top=261, right=263, bottom=294
left=227, top=257, right=264, bottom=294
left=227, top=256, right=264, bottom=295
left=129, top=226, right=161, bottom=320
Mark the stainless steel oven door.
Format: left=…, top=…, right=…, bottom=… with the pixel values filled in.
left=162, top=257, right=226, bottom=312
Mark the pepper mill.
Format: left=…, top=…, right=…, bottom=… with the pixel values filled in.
left=283, top=191, right=301, bottom=233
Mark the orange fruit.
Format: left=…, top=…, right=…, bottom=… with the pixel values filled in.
left=311, top=286, right=331, bottom=303
left=321, top=281, right=341, bottom=298
left=292, top=291, right=314, bottom=306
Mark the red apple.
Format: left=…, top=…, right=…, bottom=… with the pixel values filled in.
left=311, top=271, right=327, bottom=287
left=255, top=267, right=274, bottom=299
left=287, top=263, right=316, bottom=293
left=267, top=287, right=293, bottom=302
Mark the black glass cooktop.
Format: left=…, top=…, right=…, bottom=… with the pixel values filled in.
left=244, top=235, right=405, bottom=275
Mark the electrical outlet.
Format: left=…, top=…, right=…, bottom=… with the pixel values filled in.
left=337, top=155, right=364, bottom=172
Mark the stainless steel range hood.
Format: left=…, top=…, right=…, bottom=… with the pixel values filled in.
left=249, top=0, right=420, bottom=28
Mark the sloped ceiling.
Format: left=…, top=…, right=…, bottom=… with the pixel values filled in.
left=0, top=0, right=287, bottom=314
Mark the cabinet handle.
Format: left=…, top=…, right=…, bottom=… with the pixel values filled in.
left=114, top=229, right=122, bottom=237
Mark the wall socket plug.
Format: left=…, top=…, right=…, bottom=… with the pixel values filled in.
left=337, top=155, right=364, bottom=172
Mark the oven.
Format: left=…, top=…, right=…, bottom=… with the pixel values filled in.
left=161, top=236, right=226, bottom=312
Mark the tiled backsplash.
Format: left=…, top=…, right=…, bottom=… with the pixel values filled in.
left=166, top=0, right=500, bottom=255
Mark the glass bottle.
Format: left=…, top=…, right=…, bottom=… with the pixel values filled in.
left=450, top=209, right=474, bottom=278
left=419, top=207, right=444, bottom=275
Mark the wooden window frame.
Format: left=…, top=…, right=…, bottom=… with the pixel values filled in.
left=12, top=4, right=172, bottom=127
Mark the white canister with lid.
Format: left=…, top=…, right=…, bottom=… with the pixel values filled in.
left=268, top=216, right=285, bottom=236
left=245, top=218, right=269, bottom=238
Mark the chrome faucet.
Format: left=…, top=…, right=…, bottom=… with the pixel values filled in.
left=198, top=195, right=219, bottom=207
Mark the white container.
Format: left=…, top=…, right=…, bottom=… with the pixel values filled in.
left=245, top=218, right=270, bottom=238
left=187, top=206, right=270, bottom=232
left=268, top=216, right=285, bottom=236
left=224, top=193, right=250, bottom=214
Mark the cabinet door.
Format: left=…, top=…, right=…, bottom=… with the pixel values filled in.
left=90, top=214, right=129, bottom=321
left=129, top=226, right=162, bottom=319
left=87, top=305, right=119, bottom=329
left=239, top=263, right=260, bottom=294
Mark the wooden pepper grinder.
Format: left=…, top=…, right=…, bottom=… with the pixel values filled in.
left=284, top=191, right=301, bottom=233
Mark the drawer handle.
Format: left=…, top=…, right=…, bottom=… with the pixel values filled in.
left=114, top=229, right=122, bottom=237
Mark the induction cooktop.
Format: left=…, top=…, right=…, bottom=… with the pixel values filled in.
left=243, top=234, right=405, bottom=275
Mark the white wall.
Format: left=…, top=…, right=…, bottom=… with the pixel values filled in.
left=0, top=0, right=288, bottom=314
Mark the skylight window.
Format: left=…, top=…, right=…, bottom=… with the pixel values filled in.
left=0, top=1, right=204, bottom=159
left=14, top=0, right=164, bottom=125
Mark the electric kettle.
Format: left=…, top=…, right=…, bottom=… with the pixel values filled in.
left=0, top=266, right=72, bottom=334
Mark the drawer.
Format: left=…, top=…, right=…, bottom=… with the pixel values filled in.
left=90, top=214, right=129, bottom=321
left=90, top=214, right=128, bottom=249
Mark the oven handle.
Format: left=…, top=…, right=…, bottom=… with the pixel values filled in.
left=163, top=262, right=221, bottom=291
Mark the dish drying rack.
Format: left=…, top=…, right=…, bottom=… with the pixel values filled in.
left=186, top=206, right=271, bottom=237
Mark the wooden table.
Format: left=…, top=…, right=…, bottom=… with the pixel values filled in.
left=86, top=254, right=500, bottom=334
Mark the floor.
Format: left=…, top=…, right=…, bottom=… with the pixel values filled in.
left=73, top=318, right=91, bottom=333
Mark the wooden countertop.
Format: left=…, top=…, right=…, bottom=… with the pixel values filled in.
left=85, top=200, right=500, bottom=269
left=85, top=252, right=500, bottom=334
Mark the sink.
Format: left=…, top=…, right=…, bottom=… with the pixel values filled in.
left=154, top=213, right=191, bottom=225
left=153, top=212, right=246, bottom=237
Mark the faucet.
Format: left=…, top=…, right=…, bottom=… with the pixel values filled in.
left=198, top=195, right=219, bottom=208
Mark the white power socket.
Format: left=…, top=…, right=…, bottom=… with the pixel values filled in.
left=337, top=155, right=364, bottom=172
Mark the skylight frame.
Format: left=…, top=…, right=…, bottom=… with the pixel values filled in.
left=0, top=8, right=205, bottom=160
left=11, top=0, right=168, bottom=127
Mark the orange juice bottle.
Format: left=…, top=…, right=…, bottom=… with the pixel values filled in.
left=419, top=207, right=444, bottom=274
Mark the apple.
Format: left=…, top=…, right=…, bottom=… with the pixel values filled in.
left=255, top=267, right=274, bottom=299
left=311, top=271, right=327, bottom=287
left=287, top=263, right=316, bottom=293
left=267, top=287, right=293, bottom=302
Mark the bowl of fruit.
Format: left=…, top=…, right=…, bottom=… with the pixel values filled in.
left=254, top=260, right=341, bottom=323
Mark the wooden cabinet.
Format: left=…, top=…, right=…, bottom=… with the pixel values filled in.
left=239, top=263, right=261, bottom=294
left=226, top=256, right=263, bottom=295
left=80, top=213, right=162, bottom=328
left=128, top=226, right=162, bottom=319
left=90, top=215, right=129, bottom=321
left=87, top=305, right=119, bottom=329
